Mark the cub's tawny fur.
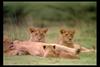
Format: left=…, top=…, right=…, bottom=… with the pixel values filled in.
left=57, top=29, right=95, bottom=53
left=3, top=35, right=14, bottom=53
left=6, top=27, right=48, bottom=55
left=29, top=27, right=48, bottom=42
left=7, top=41, right=80, bottom=59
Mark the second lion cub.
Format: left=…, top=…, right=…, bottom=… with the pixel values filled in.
left=57, top=29, right=95, bottom=53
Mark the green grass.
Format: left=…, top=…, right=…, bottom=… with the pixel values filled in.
left=3, top=52, right=96, bottom=65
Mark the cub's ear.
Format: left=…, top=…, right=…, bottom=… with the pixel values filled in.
left=43, top=45, right=46, bottom=49
left=76, top=48, right=81, bottom=55
left=53, top=45, right=56, bottom=49
left=42, top=28, right=48, bottom=33
left=29, top=27, right=35, bottom=33
left=60, top=29, right=65, bottom=34
left=71, top=30, right=75, bottom=34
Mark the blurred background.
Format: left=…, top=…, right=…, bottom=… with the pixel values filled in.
left=3, top=2, right=96, bottom=46
left=3, top=2, right=96, bottom=65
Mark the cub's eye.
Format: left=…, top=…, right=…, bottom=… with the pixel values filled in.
left=10, top=42, right=13, bottom=44
left=69, top=38, right=72, bottom=41
left=65, top=33, right=68, bottom=36
left=70, top=33, right=73, bottom=36
left=31, top=30, right=34, bottom=33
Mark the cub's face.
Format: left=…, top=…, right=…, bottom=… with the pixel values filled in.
left=43, top=44, right=56, bottom=57
left=29, top=28, right=48, bottom=42
left=3, top=36, right=14, bottom=52
left=60, top=29, right=75, bottom=43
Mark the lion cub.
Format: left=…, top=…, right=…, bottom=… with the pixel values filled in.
left=8, top=41, right=80, bottom=59
left=57, top=29, right=95, bottom=53
left=57, top=29, right=76, bottom=48
left=6, top=27, right=48, bottom=55
left=50, top=44, right=80, bottom=59
left=3, top=35, right=13, bottom=52
left=29, top=27, right=48, bottom=43
left=3, top=35, right=17, bottom=55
